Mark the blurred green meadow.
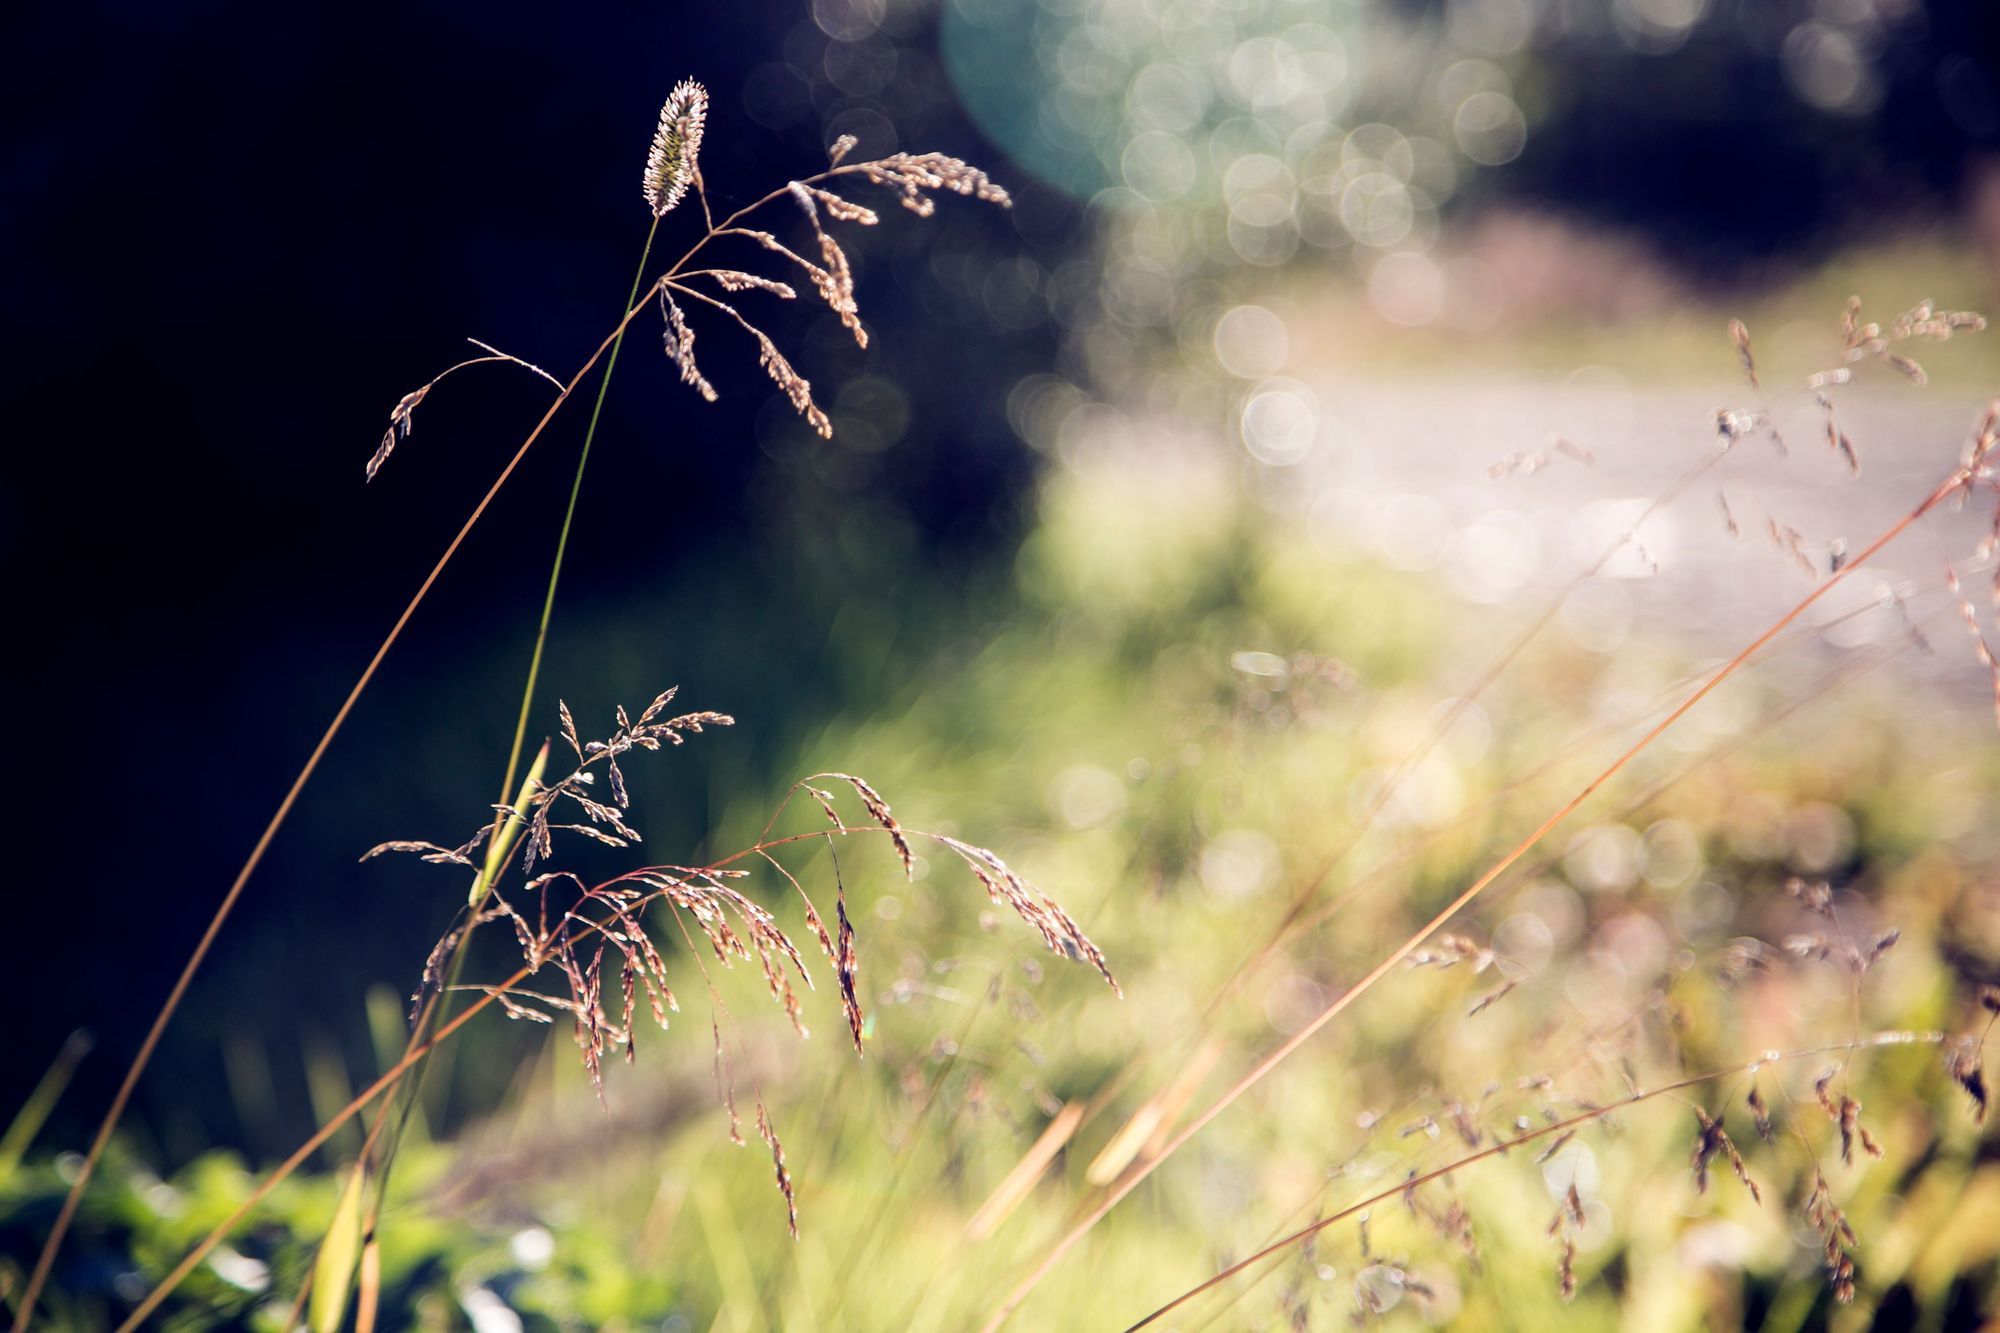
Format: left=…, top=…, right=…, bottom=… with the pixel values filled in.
left=8, top=238, right=1998, bottom=1327
left=9, top=0, right=2000, bottom=1322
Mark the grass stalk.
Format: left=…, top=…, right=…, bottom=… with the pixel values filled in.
left=8, top=280, right=677, bottom=1333
left=21, top=155, right=880, bottom=1327
left=315, top=220, right=663, bottom=1324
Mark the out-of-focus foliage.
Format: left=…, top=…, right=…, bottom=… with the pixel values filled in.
left=9, top=2, right=2000, bottom=1328
left=12, top=312, right=1997, bottom=1322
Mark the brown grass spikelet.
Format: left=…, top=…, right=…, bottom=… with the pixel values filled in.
left=1746, top=1084, right=1775, bottom=1142
left=359, top=838, right=473, bottom=866
left=755, top=1098, right=798, bottom=1239
left=1533, top=1129, right=1576, bottom=1164
left=706, top=270, right=797, bottom=299
left=1836, top=1096, right=1884, bottom=1164
left=801, top=836, right=864, bottom=1055
left=1835, top=295, right=1984, bottom=385
left=1805, top=1170, right=1859, bottom=1303
left=1689, top=1107, right=1720, bottom=1193
left=787, top=182, right=868, bottom=349
left=659, top=290, right=718, bottom=403
left=749, top=323, right=832, bottom=438
left=1691, top=1106, right=1761, bottom=1202
left=1466, top=979, right=1518, bottom=1016
left=370, top=385, right=429, bottom=482
left=1888, top=297, right=1987, bottom=341
left=937, top=835, right=1119, bottom=995
left=1818, top=394, right=1861, bottom=475
left=1728, top=318, right=1757, bottom=388
left=835, top=881, right=861, bottom=1053
left=827, top=133, right=857, bottom=166
left=1946, top=1038, right=1987, bottom=1123
left=858, top=151, right=1012, bottom=215
left=643, top=78, right=708, bottom=218
left=809, top=187, right=878, bottom=226
left=1547, top=1184, right=1586, bottom=1300
left=828, top=772, right=914, bottom=879
left=1884, top=352, right=1929, bottom=385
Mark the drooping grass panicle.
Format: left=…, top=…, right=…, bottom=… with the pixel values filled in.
left=667, top=280, right=833, bottom=437
left=366, top=339, right=563, bottom=481
left=659, top=287, right=717, bottom=403
left=857, top=151, right=1012, bottom=216
left=639, top=130, right=1010, bottom=435
left=363, top=689, right=1112, bottom=1231
left=788, top=181, right=867, bottom=348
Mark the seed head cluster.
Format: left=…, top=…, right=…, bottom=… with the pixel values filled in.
left=643, top=79, right=708, bottom=218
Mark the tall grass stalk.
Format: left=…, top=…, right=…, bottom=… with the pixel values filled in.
left=10, top=290, right=658, bottom=1333
left=19, top=87, right=1022, bottom=1325
left=315, top=220, right=666, bottom=1327
left=33, top=89, right=1057, bottom=1328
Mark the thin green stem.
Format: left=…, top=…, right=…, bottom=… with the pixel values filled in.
left=496, top=214, right=662, bottom=827
left=343, top=216, right=665, bottom=1309
left=22, top=158, right=846, bottom=1332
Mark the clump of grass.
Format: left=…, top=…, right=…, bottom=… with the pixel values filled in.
left=110, top=687, right=1114, bottom=1326
left=14, top=74, right=1060, bottom=1333
left=366, top=690, right=1115, bottom=1213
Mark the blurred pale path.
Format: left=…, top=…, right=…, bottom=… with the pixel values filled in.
left=1267, top=379, right=1999, bottom=703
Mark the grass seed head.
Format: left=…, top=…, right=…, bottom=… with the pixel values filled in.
left=644, top=79, right=708, bottom=218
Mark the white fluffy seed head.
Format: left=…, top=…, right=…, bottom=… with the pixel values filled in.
left=643, top=79, right=708, bottom=218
